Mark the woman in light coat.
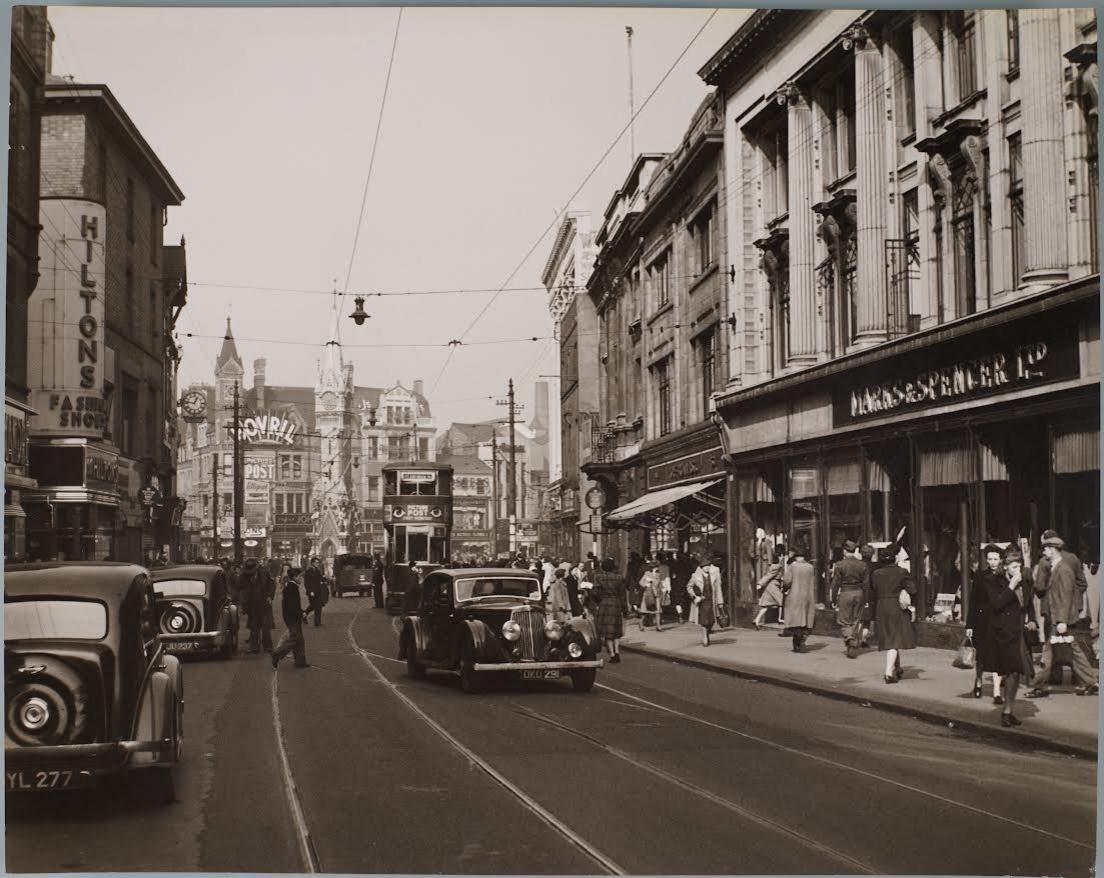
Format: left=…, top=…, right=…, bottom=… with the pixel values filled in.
left=688, top=554, right=725, bottom=646
left=637, top=565, right=663, bottom=631
left=782, top=550, right=817, bottom=653
left=547, top=568, right=572, bottom=622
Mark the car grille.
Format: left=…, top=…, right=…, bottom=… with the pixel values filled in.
left=511, top=607, right=546, bottom=660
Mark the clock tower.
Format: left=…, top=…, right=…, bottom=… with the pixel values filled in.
left=312, top=296, right=357, bottom=559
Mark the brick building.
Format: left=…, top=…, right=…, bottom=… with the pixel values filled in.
left=4, top=7, right=51, bottom=561
left=24, top=74, right=186, bottom=562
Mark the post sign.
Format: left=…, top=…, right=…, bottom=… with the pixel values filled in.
left=28, top=202, right=108, bottom=438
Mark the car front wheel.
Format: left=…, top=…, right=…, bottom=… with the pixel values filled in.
left=403, top=634, right=425, bottom=678
left=570, top=668, right=596, bottom=693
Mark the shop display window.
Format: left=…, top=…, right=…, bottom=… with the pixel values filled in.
left=1052, top=426, right=1101, bottom=566
left=789, top=461, right=825, bottom=603
left=737, top=468, right=783, bottom=603
left=918, top=437, right=977, bottom=619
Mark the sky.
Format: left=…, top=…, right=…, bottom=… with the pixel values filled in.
left=47, top=5, right=750, bottom=430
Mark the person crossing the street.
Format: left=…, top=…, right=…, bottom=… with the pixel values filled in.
left=272, top=566, right=309, bottom=669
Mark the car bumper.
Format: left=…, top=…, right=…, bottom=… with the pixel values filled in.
left=5, top=739, right=174, bottom=790
left=472, top=660, right=604, bottom=672
left=159, top=630, right=226, bottom=654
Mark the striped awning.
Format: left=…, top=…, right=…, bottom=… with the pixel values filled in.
left=606, top=479, right=723, bottom=523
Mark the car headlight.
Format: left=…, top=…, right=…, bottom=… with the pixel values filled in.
left=544, top=620, right=564, bottom=640
left=567, top=641, right=583, bottom=658
left=502, top=620, right=521, bottom=641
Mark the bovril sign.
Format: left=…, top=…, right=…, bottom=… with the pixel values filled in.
left=232, top=412, right=298, bottom=445
left=27, top=202, right=107, bottom=438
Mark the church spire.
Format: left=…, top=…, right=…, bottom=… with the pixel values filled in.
left=318, top=287, right=344, bottom=389
left=215, top=316, right=243, bottom=373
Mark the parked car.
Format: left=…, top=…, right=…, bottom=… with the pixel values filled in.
left=5, top=563, right=185, bottom=803
left=398, top=568, right=603, bottom=693
left=333, top=553, right=373, bottom=598
left=150, top=564, right=239, bottom=659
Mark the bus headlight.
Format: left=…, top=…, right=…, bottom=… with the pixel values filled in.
left=502, top=620, right=521, bottom=641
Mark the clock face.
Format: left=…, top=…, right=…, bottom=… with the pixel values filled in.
left=321, top=392, right=337, bottom=411
left=181, top=390, right=207, bottom=420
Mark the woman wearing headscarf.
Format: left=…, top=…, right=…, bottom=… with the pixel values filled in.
left=688, top=553, right=725, bottom=647
left=637, top=562, right=663, bottom=631
left=967, top=545, right=1004, bottom=702
left=873, top=545, right=917, bottom=683
left=593, top=557, right=624, bottom=662
left=984, top=546, right=1033, bottom=726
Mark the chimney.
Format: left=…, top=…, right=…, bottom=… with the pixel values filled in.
left=253, top=358, right=266, bottom=409
left=413, top=379, right=424, bottom=398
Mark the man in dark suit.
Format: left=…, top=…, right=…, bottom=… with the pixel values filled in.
left=303, top=557, right=326, bottom=627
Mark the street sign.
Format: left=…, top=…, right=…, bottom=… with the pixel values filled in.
left=589, top=513, right=602, bottom=533
left=584, top=486, right=606, bottom=510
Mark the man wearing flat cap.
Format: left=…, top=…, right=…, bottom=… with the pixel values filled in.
left=1025, top=532, right=1097, bottom=697
left=832, top=540, right=869, bottom=659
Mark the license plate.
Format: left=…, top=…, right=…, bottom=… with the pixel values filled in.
left=6, top=768, right=89, bottom=791
left=166, top=640, right=202, bottom=651
left=521, top=669, right=561, bottom=680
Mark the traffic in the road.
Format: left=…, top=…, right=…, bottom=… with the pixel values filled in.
left=7, top=573, right=1097, bottom=875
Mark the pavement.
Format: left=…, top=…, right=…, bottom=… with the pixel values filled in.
left=620, top=617, right=1102, bottom=757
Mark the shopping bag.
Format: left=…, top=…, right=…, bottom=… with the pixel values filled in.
left=716, top=605, right=731, bottom=629
left=952, top=634, right=976, bottom=670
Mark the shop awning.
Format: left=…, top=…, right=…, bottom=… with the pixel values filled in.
left=607, top=478, right=722, bottom=523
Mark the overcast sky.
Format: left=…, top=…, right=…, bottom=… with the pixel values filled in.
left=47, top=5, right=749, bottom=428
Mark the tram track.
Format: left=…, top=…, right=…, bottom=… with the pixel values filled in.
left=345, top=610, right=627, bottom=875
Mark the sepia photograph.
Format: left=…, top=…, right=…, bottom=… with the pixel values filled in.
left=2, top=4, right=1099, bottom=875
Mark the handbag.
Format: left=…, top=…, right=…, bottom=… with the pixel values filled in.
left=953, top=634, right=976, bottom=670
left=898, top=589, right=912, bottom=611
left=716, top=604, right=730, bottom=629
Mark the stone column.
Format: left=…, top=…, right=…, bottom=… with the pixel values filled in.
left=1019, top=9, right=1069, bottom=286
left=846, top=25, right=889, bottom=343
left=780, top=83, right=817, bottom=365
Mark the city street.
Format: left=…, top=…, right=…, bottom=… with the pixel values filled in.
left=8, top=599, right=1097, bottom=875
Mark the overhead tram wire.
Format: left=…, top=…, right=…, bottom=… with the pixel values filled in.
left=339, top=6, right=404, bottom=314
left=429, top=8, right=720, bottom=397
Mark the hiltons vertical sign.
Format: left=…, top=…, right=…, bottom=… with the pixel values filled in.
left=28, top=201, right=108, bottom=438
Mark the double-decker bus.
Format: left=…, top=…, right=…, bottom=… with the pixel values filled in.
left=381, top=462, right=453, bottom=612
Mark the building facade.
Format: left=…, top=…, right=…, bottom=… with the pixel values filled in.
left=5, top=7, right=51, bottom=561
left=24, top=73, right=186, bottom=564
left=702, top=9, right=1099, bottom=634
left=543, top=212, right=597, bottom=561
left=581, top=93, right=729, bottom=572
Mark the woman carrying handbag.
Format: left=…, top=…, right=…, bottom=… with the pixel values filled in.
left=872, top=545, right=917, bottom=683
left=688, top=553, right=725, bottom=647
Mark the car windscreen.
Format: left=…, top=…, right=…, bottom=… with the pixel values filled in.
left=5, top=599, right=108, bottom=641
left=152, top=579, right=206, bottom=597
left=455, top=578, right=539, bottom=602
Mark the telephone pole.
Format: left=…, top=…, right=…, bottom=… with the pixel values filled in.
left=211, top=451, right=219, bottom=559
left=233, top=381, right=243, bottom=564
left=495, top=380, right=524, bottom=557
left=490, top=437, right=499, bottom=556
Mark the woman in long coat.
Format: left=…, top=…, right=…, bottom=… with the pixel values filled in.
left=873, top=547, right=916, bottom=683
left=752, top=561, right=785, bottom=630
left=593, top=558, right=624, bottom=663
left=782, top=550, right=817, bottom=652
left=985, top=547, right=1033, bottom=726
left=968, top=546, right=1004, bottom=702
left=688, top=555, right=725, bottom=646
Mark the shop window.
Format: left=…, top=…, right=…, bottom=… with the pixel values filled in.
left=1008, top=134, right=1024, bottom=288
left=1006, top=10, right=1020, bottom=75
left=789, top=462, right=826, bottom=604
left=826, top=457, right=862, bottom=558
left=1052, top=427, right=1101, bottom=564
left=918, top=439, right=977, bottom=618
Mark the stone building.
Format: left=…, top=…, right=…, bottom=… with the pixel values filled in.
left=581, top=92, right=729, bottom=572
left=24, top=71, right=186, bottom=563
left=4, top=6, right=51, bottom=561
left=702, top=9, right=1099, bottom=637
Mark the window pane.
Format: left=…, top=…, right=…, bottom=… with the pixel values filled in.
left=6, top=600, right=108, bottom=640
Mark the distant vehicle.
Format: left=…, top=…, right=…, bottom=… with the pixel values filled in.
left=399, top=568, right=603, bottom=693
left=333, top=553, right=373, bottom=598
left=382, top=462, right=453, bottom=612
left=5, top=563, right=185, bottom=803
left=150, top=564, right=239, bottom=659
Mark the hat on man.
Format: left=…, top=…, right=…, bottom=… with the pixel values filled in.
left=876, top=545, right=898, bottom=563
left=1042, top=534, right=1066, bottom=549
left=842, top=539, right=858, bottom=554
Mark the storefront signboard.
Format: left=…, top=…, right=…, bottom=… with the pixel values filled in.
left=4, top=403, right=29, bottom=475
left=647, top=447, right=725, bottom=490
left=84, top=447, right=118, bottom=492
left=28, top=202, right=108, bottom=438
left=834, top=324, right=1081, bottom=426
left=232, top=412, right=298, bottom=445
left=245, top=479, right=269, bottom=504
left=273, top=512, right=312, bottom=533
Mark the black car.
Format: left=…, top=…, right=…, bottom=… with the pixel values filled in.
left=333, top=554, right=373, bottom=598
left=150, top=564, right=239, bottom=659
left=5, top=563, right=185, bottom=803
left=398, top=568, right=603, bottom=693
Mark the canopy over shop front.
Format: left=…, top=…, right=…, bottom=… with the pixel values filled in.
left=606, top=478, right=724, bottom=529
